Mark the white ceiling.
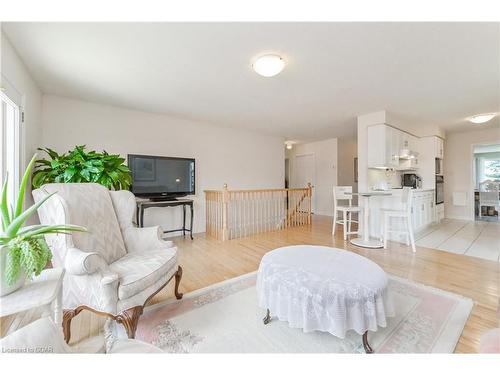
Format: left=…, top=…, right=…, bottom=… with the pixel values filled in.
left=2, top=22, right=499, bottom=140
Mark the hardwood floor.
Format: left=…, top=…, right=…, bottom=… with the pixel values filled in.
left=2, top=215, right=499, bottom=353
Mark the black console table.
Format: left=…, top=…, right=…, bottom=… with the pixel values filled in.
left=136, top=199, right=194, bottom=240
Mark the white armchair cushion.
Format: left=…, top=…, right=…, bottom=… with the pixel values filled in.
left=109, top=190, right=174, bottom=252
left=64, top=247, right=108, bottom=275
left=109, top=247, right=178, bottom=300
left=123, top=226, right=174, bottom=253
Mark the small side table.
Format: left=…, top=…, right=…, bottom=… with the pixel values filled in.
left=136, top=199, right=194, bottom=240
left=0, top=268, right=64, bottom=327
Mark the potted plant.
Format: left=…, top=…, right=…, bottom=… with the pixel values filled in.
left=32, top=145, right=132, bottom=190
left=0, top=155, right=85, bottom=296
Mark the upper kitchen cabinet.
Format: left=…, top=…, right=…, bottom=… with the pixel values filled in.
left=401, top=132, right=418, bottom=154
left=367, top=124, right=400, bottom=168
left=434, top=137, right=444, bottom=159
left=420, top=136, right=445, bottom=159
left=367, top=124, right=419, bottom=169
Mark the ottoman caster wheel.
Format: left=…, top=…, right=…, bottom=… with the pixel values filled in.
left=362, top=331, right=374, bottom=354
left=263, top=309, right=271, bottom=325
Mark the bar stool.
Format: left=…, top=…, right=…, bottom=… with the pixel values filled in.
left=380, top=187, right=416, bottom=252
left=332, top=186, right=361, bottom=240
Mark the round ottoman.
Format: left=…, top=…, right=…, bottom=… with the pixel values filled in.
left=256, top=245, right=394, bottom=353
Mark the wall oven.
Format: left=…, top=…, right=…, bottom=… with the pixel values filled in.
left=435, top=175, right=444, bottom=204
left=435, top=158, right=443, bottom=175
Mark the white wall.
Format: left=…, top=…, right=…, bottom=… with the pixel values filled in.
left=1, top=32, right=43, bottom=212
left=337, top=136, right=358, bottom=193
left=41, top=95, right=285, bottom=234
left=287, top=138, right=338, bottom=216
left=444, top=127, right=500, bottom=220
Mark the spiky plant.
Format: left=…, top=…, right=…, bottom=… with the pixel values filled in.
left=1, top=155, right=86, bottom=285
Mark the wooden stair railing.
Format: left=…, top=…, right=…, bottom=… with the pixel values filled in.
left=204, top=183, right=312, bottom=241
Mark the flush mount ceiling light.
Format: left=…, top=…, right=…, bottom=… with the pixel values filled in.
left=469, top=113, right=497, bottom=124
left=252, top=54, right=285, bottom=77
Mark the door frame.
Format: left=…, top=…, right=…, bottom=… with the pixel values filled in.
left=470, top=142, right=500, bottom=221
left=293, top=152, right=316, bottom=213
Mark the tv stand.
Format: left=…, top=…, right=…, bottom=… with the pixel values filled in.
left=135, top=198, right=194, bottom=240
left=149, top=196, right=179, bottom=202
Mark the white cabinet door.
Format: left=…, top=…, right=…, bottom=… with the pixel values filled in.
left=388, top=127, right=401, bottom=168
left=411, top=195, right=419, bottom=232
left=434, top=137, right=444, bottom=159
left=367, top=125, right=386, bottom=168
left=367, top=124, right=401, bottom=168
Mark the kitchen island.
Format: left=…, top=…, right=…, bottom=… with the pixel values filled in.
left=364, top=188, right=437, bottom=243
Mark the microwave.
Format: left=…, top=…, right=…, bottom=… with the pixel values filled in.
left=435, top=158, right=443, bottom=175
left=402, top=174, right=421, bottom=189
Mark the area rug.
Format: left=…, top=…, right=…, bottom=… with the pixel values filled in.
left=136, top=272, right=473, bottom=353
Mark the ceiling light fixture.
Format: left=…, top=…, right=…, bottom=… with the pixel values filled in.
left=285, top=141, right=294, bottom=150
left=252, top=54, right=285, bottom=77
left=469, top=113, right=496, bottom=124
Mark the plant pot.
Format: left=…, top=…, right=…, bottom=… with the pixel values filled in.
left=0, top=245, right=26, bottom=297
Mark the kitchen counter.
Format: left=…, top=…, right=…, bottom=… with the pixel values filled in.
left=369, top=188, right=435, bottom=193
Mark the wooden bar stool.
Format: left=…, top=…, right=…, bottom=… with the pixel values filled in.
left=332, top=186, right=361, bottom=240
left=380, top=187, right=416, bottom=252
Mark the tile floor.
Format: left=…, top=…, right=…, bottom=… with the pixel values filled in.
left=416, top=218, right=500, bottom=262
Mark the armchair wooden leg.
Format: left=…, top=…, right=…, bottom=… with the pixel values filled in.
left=62, top=308, right=79, bottom=343
left=117, top=306, right=144, bottom=339
left=174, top=265, right=184, bottom=300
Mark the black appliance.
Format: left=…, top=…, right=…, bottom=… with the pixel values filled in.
left=435, top=158, right=443, bottom=175
left=128, top=154, right=195, bottom=200
left=402, top=173, right=420, bottom=189
left=435, top=175, right=444, bottom=204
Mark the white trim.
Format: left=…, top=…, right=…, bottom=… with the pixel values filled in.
left=1, top=91, right=22, bottom=204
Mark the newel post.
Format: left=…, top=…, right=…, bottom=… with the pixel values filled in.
left=222, top=183, right=229, bottom=241
left=307, top=182, right=312, bottom=225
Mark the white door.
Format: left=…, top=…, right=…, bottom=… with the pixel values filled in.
left=293, top=154, right=315, bottom=213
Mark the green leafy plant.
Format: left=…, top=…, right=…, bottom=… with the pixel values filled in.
left=1, top=155, right=86, bottom=285
left=32, top=145, right=132, bottom=190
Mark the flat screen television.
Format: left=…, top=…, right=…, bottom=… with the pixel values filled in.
left=128, top=154, right=195, bottom=200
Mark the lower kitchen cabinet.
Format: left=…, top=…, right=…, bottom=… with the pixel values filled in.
left=411, top=191, right=435, bottom=233
left=368, top=189, right=436, bottom=242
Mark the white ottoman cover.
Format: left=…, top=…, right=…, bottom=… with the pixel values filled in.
left=257, top=245, right=394, bottom=338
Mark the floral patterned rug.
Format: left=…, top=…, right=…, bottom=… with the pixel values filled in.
left=136, top=272, right=473, bottom=353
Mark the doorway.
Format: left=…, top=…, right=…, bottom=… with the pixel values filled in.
left=472, top=143, right=500, bottom=222
left=293, top=153, right=316, bottom=213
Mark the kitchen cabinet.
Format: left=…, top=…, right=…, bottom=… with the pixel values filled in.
left=367, top=124, right=420, bottom=170
left=401, top=132, right=418, bottom=152
left=429, top=136, right=445, bottom=159
left=367, top=124, right=401, bottom=169
left=410, top=190, right=435, bottom=233
left=368, top=189, right=436, bottom=242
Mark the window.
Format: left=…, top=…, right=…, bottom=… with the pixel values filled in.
left=1, top=91, right=21, bottom=205
left=483, top=159, right=500, bottom=181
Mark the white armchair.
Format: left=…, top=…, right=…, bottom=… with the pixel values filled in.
left=32, top=183, right=183, bottom=342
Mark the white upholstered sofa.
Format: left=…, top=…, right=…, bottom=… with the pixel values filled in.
left=33, top=183, right=183, bottom=342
